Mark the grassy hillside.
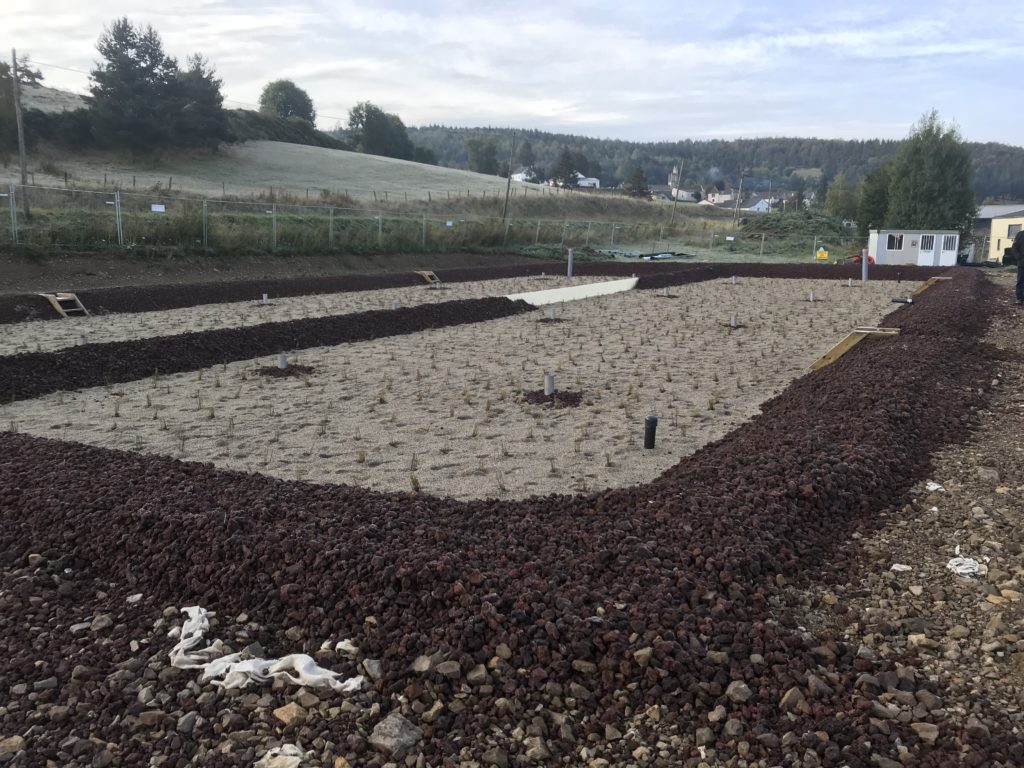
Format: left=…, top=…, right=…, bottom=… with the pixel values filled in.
left=2, top=140, right=552, bottom=203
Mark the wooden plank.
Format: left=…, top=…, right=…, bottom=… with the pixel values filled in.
left=414, top=270, right=441, bottom=285
left=810, top=331, right=867, bottom=370
left=810, top=327, right=901, bottom=370
left=912, top=275, right=952, bottom=296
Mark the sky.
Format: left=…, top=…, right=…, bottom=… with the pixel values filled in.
left=7, top=0, right=1023, bottom=146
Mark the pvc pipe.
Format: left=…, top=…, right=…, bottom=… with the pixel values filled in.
left=644, top=415, right=658, bottom=449
left=544, top=373, right=555, bottom=396
left=261, top=293, right=269, bottom=305
left=731, top=275, right=737, bottom=285
left=808, top=290, right=815, bottom=302
left=567, top=247, right=574, bottom=277
left=730, top=314, right=738, bottom=329
left=278, top=352, right=288, bottom=370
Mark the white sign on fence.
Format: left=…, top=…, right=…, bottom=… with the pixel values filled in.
left=151, top=204, right=166, bottom=213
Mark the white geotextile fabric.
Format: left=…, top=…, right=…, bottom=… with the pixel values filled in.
left=169, top=606, right=366, bottom=693
left=254, top=745, right=307, bottom=768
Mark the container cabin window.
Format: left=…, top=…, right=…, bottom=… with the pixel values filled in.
left=942, top=235, right=957, bottom=251
left=1010, top=224, right=1022, bottom=238
left=887, top=233, right=904, bottom=250
left=920, top=235, right=935, bottom=250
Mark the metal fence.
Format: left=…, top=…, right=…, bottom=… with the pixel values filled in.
left=0, top=184, right=863, bottom=261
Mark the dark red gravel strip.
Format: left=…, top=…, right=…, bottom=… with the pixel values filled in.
left=0, top=261, right=950, bottom=323
left=520, top=389, right=584, bottom=408
left=0, top=297, right=532, bottom=403
left=0, top=268, right=1016, bottom=765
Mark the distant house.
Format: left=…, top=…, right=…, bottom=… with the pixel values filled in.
left=511, top=168, right=539, bottom=183
left=575, top=173, right=600, bottom=189
left=706, top=190, right=734, bottom=205
left=742, top=197, right=771, bottom=213
left=974, top=204, right=1024, bottom=262
left=672, top=188, right=699, bottom=202
left=868, top=229, right=959, bottom=267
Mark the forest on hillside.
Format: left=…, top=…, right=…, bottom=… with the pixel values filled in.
left=407, top=126, right=1024, bottom=202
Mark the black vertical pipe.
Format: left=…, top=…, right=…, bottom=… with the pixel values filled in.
left=644, top=416, right=658, bottom=449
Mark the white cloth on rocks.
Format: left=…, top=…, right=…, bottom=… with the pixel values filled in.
left=169, top=606, right=366, bottom=693
left=254, top=745, right=307, bottom=768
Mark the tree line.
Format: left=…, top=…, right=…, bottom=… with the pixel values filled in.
left=407, top=125, right=1024, bottom=203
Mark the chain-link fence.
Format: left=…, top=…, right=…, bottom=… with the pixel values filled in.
left=0, top=184, right=862, bottom=262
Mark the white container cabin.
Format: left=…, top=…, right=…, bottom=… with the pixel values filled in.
left=867, top=229, right=959, bottom=267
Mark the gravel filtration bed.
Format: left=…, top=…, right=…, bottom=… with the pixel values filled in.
left=0, top=262, right=948, bottom=324
left=0, top=297, right=532, bottom=403
left=0, top=269, right=1015, bottom=767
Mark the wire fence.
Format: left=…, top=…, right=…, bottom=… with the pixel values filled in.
left=0, top=184, right=865, bottom=261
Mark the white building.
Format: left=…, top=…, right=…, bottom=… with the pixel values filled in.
left=575, top=173, right=600, bottom=188
left=742, top=198, right=771, bottom=213
left=867, top=229, right=959, bottom=267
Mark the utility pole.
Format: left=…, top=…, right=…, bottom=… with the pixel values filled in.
left=501, top=132, right=517, bottom=223
left=669, top=157, right=684, bottom=225
left=11, top=49, right=30, bottom=220
left=732, top=171, right=745, bottom=226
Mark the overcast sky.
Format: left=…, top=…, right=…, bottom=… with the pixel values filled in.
left=7, top=0, right=1022, bottom=145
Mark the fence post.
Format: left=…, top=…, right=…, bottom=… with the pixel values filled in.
left=115, top=191, right=124, bottom=246
left=271, top=204, right=278, bottom=250
left=329, top=207, right=334, bottom=248
left=611, top=223, right=616, bottom=247
left=7, top=185, right=17, bottom=243
left=202, top=199, right=208, bottom=248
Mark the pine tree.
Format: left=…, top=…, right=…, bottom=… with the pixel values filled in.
left=885, top=111, right=976, bottom=234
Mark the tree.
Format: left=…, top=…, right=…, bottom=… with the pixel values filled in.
left=815, top=172, right=830, bottom=209
left=172, top=55, right=232, bottom=148
left=885, top=111, right=976, bottom=235
left=347, top=101, right=414, bottom=160
left=824, top=171, right=858, bottom=220
left=857, top=164, right=891, bottom=236
left=466, top=138, right=498, bottom=174
left=516, top=140, right=535, bottom=170
left=258, top=80, right=315, bottom=124
left=626, top=168, right=649, bottom=198
left=89, top=18, right=181, bottom=150
left=412, top=145, right=437, bottom=165
left=550, top=146, right=578, bottom=187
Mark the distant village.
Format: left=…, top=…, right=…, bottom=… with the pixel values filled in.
left=511, top=164, right=808, bottom=214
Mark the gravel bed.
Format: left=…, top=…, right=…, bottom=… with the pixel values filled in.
left=0, top=269, right=1012, bottom=766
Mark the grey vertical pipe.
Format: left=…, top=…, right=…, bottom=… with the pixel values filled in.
left=7, top=184, right=16, bottom=242
left=202, top=199, right=208, bottom=247
left=730, top=313, right=737, bottom=329
left=271, top=204, right=278, bottom=250
left=544, top=373, right=555, bottom=396
left=644, top=415, right=658, bottom=449
left=115, top=191, right=124, bottom=246
left=503, top=219, right=510, bottom=245
left=567, top=247, right=574, bottom=277
left=261, top=293, right=269, bottom=305
left=861, top=248, right=869, bottom=284
left=278, top=352, right=288, bottom=370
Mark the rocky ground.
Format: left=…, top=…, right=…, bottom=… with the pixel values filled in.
left=0, top=267, right=1014, bottom=768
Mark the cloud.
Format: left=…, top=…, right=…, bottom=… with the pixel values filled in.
left=9, top=0, right=1022, bottom=144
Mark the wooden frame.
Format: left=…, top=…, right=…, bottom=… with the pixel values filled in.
left=810, top=327, right=900, bottom=371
